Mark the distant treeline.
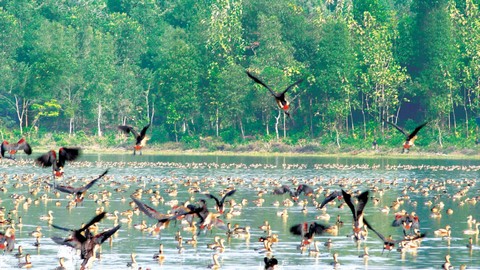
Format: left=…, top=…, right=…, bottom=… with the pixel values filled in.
left=1, top=0, right=480, bottom=150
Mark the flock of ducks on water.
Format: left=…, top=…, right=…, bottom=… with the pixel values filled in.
left=0, top=141, right=479, bottom=269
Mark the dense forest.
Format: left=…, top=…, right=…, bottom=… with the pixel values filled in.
left=1, top=0, right=480, bottom=152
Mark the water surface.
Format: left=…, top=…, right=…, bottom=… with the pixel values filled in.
left=0, top=154, right=479, bottom=269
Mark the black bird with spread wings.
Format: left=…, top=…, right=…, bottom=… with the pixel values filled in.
left=246, top=71, right=303, bottom=117
left=205, top=189, right=236, bottom=214
left=51, top=212, right=120, bottom=268
left=342, top=189, right=370, bottom=241
left=36, top=147, right=81, bottom=178
left=118, top=124, right=150, bottom=155
left=384, top=120, right=428, bottom=153
left=290, top=221, right=330, bottom=245
left=45, top=170, right=108, bottom=206
left=1, top=138, right=32, bottom=160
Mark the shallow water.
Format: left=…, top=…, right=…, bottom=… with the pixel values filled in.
left=0, top=154, right=479, bottom=269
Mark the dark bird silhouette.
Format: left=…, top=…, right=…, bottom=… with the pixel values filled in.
left=36, top=147, right=81, bottom=177
left=158, top=199, right=212, bottom=232
left=205, top=189, right=236, bottom=214
left=342, top=189, right=370, bottom=241
left=295, top=184, right=314, bottom=196
left=118, top=124, right=150, bottom=155
left=319, top=190, right=342, bottom=209
left=290, top=221, right=330, bottom=244
left=130, top=195, right=172, bottom=232
left=384, top=120, right=428, bottom=153
left=272, top=185, right=294, bottom=196
left=50, top=212, right=120, bottom=269
left=1, top=138, right=32, bottom=160
left=246, top=71, right=303, bottom=118
left=264, top=256, right=278, bottom=270
left=45, top=170, right=108, bottom=206
left=51, top=212, right=107, bottom=251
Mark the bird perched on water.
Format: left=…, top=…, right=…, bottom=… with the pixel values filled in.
left=1, top=138, right=32, bottom=160
left=246, top=71, right=303, bottom=118
left=205, top=189, right=236, bottom=214
left=384, top=119, right=428, bottom=153
left=45, top=170, right=108, bottom=206
left=36, top=147, right=81, bottom=178
left=118, top=124, right=150, bottom=155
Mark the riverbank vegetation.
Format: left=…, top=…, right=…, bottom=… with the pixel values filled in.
left=1, top=0, right=480, bottom=154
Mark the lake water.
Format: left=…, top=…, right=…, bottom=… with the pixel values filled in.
left=0, top=153, right=479, bottom=269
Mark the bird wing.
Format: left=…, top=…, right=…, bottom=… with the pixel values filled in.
left=319, top=190, right=341, bottom=209
left=118, top=125, right=139, bottom=138
left=384, top=120, right=408, bottom=136
left=58, top=147, right=81, bottom=167
left=79, top=212, right=107, bottom=232
left=280, top=78, right=304, bottom=96
left=289, top=223, right=306, bottom=235
left=94, top=225, right=121, bottom=245
left=79, top=170, right=108, bottom=193
left=130, top=195, right=164, bottom=220
left=137, top=124, right=150, bottom=143
left=220, top=189, right=236, bottom=204
left=341, top=189, right=357, bottom=221
left=246, top=71, right=278, bottom=97
left=54, top=185, right=77, bottom=194
left=355, top=190, right=370, bottom=219
left=16, top=138, right=32, bottom=155
left=0, top=141, right=7, bottom=157
left=297, top=184, right=314, bottom=195
left=407, top=122, right=428, bottom=140
left=311, top=222, right=329, bottom=235
left=36, top=150, right=56, bottom=167
left=51, top=224, right=74, bottom=232
left=205, top=194, right=221, bottom=207
left=51, top=236, right=76, bottom=248
left=273, top=185, right=291, bottom=195
left=363, top=218, right=387, bottom=242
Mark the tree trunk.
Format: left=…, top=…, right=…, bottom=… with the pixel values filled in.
left=215, top=107, right=219, bottom=137
left=239, top=116, right=245, bottom=139
left=14, top=95, right=25, bottom=135
left=69, top=117, right=74, bottom=136
left=309, top=98, right=313, bottom=136
left=274, top=110, right=281, bottom=140
left=150, top=97, right=155, bottom=125
left=97, top=102, right=102, bottom=137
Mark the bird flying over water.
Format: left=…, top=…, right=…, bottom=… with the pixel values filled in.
left=36, top=147, right=81, bottom=178
left=1, top=138, right=32, bottom=160
left=118, top=124, right=150, bottom=155
left=45, top=170, right=108, bottom=206
left=205, top=189, right=236, bottom=214
left=342, top=189, right=370, bottom=241
left=246, top=71, right=303, bottom=118
left=384, top=120, right=428, bottom=153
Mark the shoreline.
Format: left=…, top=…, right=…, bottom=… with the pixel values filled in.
left=68, top=146, right=480, bottom=160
